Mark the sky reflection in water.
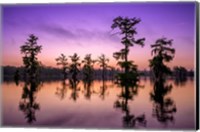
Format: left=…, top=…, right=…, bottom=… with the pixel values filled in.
left=2, top=78, right=195, bottom=129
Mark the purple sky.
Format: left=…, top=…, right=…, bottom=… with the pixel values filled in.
left=2, top=2, right=196, bottom=70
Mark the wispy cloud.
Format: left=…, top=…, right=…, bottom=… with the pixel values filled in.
left=38, top=24, right=76, bottom=39
left=37, top=23, right=120, bottom=45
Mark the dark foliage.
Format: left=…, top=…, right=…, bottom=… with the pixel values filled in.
left=69, top=53, right=81, bottom=80
left=56, top=53, right=68, bottom=79
left=20, top=34, right=42, bottom=80
left=82, top=54, right=96, bottom=81
left=149, top=37, right=175, bottom=81
left=111, top=16, right=145, bottom=85
left=97, top=54, right=109, bottom=79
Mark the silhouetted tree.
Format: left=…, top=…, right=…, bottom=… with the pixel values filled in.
left=149, top=37, right=175, bottom=81
left=111, top=16, right=145, bottom=84
left=69, top=53, right=81, bottom=80
left=20, top=34, right=42, bottom=80
left=97, top=54, right=109, bottom=79
left=81, top=54, right=99, bottom=99
left=110, top=17, right=146, bottom=128
left=19, top=34, right=42, bottom=123
left=149, top=38, right=176, bottom=125
left=56, top=53, right=68, bottom=79
left=82, top=54, right=96, bottom=81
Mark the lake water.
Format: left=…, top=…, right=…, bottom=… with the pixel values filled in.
left=2, top=78, right=196, bottom=130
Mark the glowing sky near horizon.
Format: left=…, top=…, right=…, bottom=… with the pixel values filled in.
left=2, top=2, right=196, bottom=70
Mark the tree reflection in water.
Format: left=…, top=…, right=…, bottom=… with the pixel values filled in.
left=99, top=78, right=108, bottom=100
left=174, top=77, right=188, bottom=87
left=55, top=79, right=68, bottom=100
left=114, top=81, right=146, bottom=128
left=19, top=79, right=41, bottom=124
left=150, top=78, right=177, bottom=125
left=83, top=79, right=95, bottom=100
left=69, top=78, right=80, bottom=101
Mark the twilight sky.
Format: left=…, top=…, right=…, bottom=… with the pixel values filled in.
left=2, top=2, right=196, bottom=70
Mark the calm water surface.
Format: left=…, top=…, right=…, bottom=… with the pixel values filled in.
left=2, top=78, right=195, bottom=129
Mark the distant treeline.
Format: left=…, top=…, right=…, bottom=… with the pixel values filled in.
left=2, top=65, right=194, bottom=81
left=2, top=65, right=117, bottom=80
